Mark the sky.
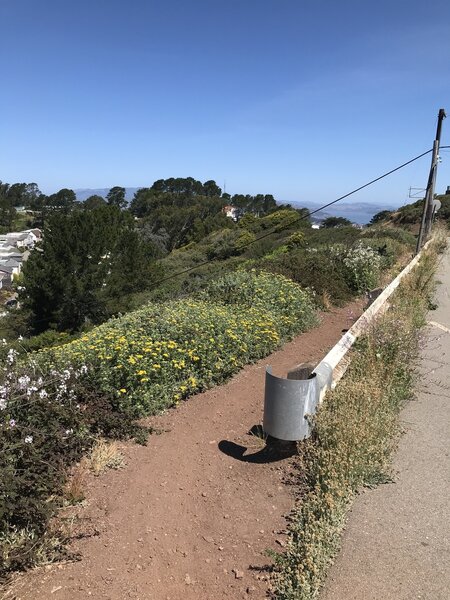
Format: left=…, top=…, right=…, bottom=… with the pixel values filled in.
left=1, top=0, right=450, bottom=208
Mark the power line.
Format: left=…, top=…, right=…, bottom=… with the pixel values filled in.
left=148, top=148, right=433, bottom=289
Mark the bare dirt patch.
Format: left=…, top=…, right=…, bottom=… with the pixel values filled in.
left=5, top=301, right=363, bottom=600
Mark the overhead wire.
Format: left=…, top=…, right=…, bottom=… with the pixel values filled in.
left=146, top=147, right=433, bottom=289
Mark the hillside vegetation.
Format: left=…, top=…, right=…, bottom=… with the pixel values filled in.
left=369, top=192, right=450, bottom=229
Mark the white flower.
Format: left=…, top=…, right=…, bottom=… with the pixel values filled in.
left=7, top=349, right=17, bottom=364
left=65, top=428, right=74, bottom=435
left=18, top=375, right=31, bottom=390
left=24, top=435, right=33, bottom=444
left=39, top=389, right=48, bottom=399
left=0, top=398, right=6, bottom=410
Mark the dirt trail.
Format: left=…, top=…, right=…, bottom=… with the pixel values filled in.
left=8, top=302, right=363, bottom=600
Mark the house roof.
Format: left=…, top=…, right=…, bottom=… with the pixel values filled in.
left=0, top=259, right=21, bottom=267
left=6, top=232, right=29, bottom=241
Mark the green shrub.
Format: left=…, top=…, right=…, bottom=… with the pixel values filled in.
left=264, top=249, right=354, bottom=306
left=336, top=243, right=381, bottom=292
left=358, top=237, right=405, bottom=269
left=362, top=226, right=416, bottom=248
left=198, top=270, right=317, bottom=337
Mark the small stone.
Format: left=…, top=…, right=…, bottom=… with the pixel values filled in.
left=232, top=569, right=244, bottom=579
left=218, top=546, right=224, bottom=551
left=203, top=535, right=214, bottom=543
left=184, top=574, right=192, bottom=585
left=201, top=492, right=207, bottom=497
left=246, top=586, right=256, bottom=595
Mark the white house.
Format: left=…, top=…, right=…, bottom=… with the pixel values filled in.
left=222, top=205, right=239, bottom=221
left=6, top=232, right=36, bottom=249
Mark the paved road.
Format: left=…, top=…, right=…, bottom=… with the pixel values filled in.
left=322, top=246, right=450, bottom=600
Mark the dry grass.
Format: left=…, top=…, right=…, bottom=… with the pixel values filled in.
left=86, top=439, right=124, bottom=476
left=63, top=439, right=123, bottom=505
left=64, top=461, right=88, bottom=505
left=320, top=291, right=333, bottom=311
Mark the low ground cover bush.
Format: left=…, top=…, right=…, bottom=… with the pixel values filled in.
left=39, top=272, right=317, bottom=417
left=271, top=240, right=444, bottom=600
left=264, top=250, right=354, bottom=306
left=265, top=241, right=383, bottom=306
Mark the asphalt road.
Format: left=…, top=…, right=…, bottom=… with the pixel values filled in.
left=322, top=245, right=450, bottom=600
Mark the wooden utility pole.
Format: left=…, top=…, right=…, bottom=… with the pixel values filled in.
left=416, top=108, right=446, bottom=254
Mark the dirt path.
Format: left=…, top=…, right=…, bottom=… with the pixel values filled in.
left=7, top=302, right=363, bottom=600
left=321, top=247, right=450, bottom=600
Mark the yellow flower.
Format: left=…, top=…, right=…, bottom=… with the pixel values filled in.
left=119, top=388, right=127, bottom=394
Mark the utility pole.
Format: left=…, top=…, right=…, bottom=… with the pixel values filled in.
left=416, top=108, right=446, bottom=254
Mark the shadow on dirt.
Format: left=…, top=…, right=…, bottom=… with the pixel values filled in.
left=218, top=426, right=297, bottom=464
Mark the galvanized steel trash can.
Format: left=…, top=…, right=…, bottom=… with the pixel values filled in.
left=263, top=367, right=318, bottom=441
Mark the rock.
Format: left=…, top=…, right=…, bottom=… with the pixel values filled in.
left=203, top=535, right=214, bottom=544
left=232, top=569, right=244, bottom=579
left=246, top=586, right=256, bottom=594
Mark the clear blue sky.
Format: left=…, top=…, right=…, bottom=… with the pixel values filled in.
left=1, top=0, right=449, bottom=207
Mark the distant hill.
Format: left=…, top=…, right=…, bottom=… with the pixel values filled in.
left=74, top=188, right=140, bottom=202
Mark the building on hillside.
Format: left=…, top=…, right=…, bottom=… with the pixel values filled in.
left=25, top=228, right=42, bottom=240
left=222, top=205, right=239, bottom=221
left=5, top=231, right=36, bottom=249
left=0, top=266, right=14, bottom=287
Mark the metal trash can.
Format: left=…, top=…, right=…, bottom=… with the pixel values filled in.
left=263, top=367, right=318, bottom=441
